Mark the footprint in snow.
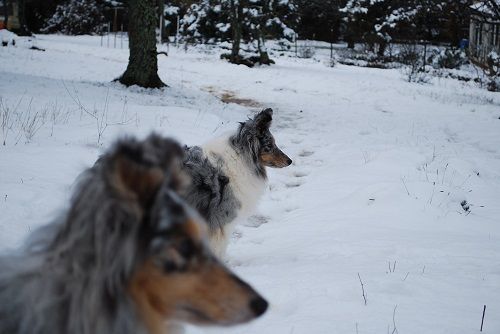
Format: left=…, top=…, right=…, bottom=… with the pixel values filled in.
left=232, top=229, right=243, bottom=240
left=285, top=180, right=302, bottom=188
left=244, top=215, right=270, bottom=228
left=293, top=171, right=309, bottom=178
left=299, top=150, right=314, bottom=157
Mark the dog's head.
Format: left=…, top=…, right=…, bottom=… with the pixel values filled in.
left=109, top=135, right=268, bottom=333
left=253, top=108, right=292, bottom=168
left=232, top=108, right=292, bottom=176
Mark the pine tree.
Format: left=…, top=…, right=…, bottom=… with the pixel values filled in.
left=181, top=0, right=231, bottom=43
left=246, top=0, right=297, bottom=64
left=296, top=0, right=345, bottom=42
left=341, top=0, right=393, bottom=53
left=43, top=0, right=105, bottom=35
left=181, top=0, right=296, bottom=66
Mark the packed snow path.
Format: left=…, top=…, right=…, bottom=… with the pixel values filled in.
left=1, top=36, right=500, bottom=334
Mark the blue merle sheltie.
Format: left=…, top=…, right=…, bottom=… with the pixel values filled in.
left=0, top=134, right=268, bottom=334
left=182, top=108, right=292, bottom=257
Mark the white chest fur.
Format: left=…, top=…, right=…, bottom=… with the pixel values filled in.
left=203, top=136, right=266, bottom=220
left=202, top=136, right=266, bottom=257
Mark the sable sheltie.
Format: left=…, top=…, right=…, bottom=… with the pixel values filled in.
left=0, top=134, right=268, bottom=334
left=182, top=108, right=292, bottom=257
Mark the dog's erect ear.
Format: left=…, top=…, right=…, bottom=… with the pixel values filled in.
left=111, top=135, right=185, bottom=207
left=253, top=108, right=273, bottom=134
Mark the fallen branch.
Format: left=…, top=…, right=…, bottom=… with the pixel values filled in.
left=29, top=46, right=46, bottom=52
left=481, top=305, right=486, bottom=331
left=357, top=273, right=367, bottom=305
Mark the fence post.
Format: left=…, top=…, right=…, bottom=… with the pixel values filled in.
left=295, top=33, right=298, bottom=57
left=330, top=28, right=334, bottom=59
left=423, top=41, right=427, bottom=69
left=176, top=15, right=180, bottom=48
left=107, top=23, right=110, bottom=48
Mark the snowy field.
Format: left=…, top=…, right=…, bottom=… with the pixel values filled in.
left=1, top=35, right=500, bottom=334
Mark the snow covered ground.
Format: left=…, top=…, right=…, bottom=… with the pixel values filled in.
left=1, top=35, right=500, bottom=334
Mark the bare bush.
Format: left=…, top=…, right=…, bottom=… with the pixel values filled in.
left=486, top=52, right=499, bottom=92
left=48, top=101, right=71, bottom=137
left=297, top=42, right=316, bottom=59
left=1, top=97, right=22, bottom=146
left=400, top=44, right=430, bottom=84
left=14, top=99, right=45, bottom=144
left=63, top=82, right=132, bottom=145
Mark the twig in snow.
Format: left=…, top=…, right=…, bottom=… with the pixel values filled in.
left=422, top=265, right=426, bottom=274
left=356, top=322, right=359, bottom=334
left=391, top=305, right=399, bottom=334
left=481, top=305, right=486, bottom=331
left=357, top=273, right=367, bottom=306
left=402, top=272, right=410, bottom=281
left=441, top=163, right=448, bottom=185
left=401, top=177, right=410, bottom=196
left=429, top=182, right=436, bottom=204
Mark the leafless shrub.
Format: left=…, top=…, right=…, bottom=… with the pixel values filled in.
left=0, top=97, right=22, bottom=146
left=14, top=99, right=45, bottom=144
left=400, top=44, right=431, bottom=84
left=297, top=42, right=316, bottom=59
left=63, top=82, right=132, bottom=145
left=47, top=101, right=71, bottom=137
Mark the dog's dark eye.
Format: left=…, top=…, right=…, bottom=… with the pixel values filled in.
left=163, top=260, right=178, bottom=273
left=261, top=145, right=272, bottom=153
left=178, top=239, right=195, bottom=259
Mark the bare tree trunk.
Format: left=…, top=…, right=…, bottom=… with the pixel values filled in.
left=3, top=0, right=9, bottom=29
left=255, top=1, right=273, bottom=65
left=257, top=33, right=272, bottom=64
left=119, top=0, right=165, bottom=88
left=158, top=0, right=164, bottom=43
left=17, top=0, right=30, bottom=36
left=230, top=0, right=242, bottom=63
left=378, top=41, right=387, bottom=57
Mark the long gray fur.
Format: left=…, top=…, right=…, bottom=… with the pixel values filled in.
left=0, top=134, right=184, bottom=334
left=182, top=146, right=241, bottom=233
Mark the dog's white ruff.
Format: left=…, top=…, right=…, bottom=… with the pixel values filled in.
left=202, top=135, right=266, bottom=257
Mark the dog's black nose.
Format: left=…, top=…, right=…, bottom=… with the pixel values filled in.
left=286, top=158, right=293, bottom=165
left=249, top=297, right=268, bottom=317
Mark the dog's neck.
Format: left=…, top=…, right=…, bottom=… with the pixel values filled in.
left=202, top=136, right=267, bottom=219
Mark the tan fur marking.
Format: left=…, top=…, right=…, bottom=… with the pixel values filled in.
left=129, top=247, right=259, bottom=329
left=114, top=157, right=165, bottom=204
left=129, top=262, right=169, bottom=334
left=182, top=219, right=204, bottom=242
left=260, top=151, right=290, bottom=168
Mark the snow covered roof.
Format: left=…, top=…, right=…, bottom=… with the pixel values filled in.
left=103, top=0, right=124, bottom=7
left=471, top=1, right=500, bottom=18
